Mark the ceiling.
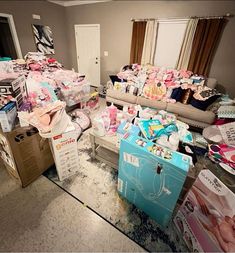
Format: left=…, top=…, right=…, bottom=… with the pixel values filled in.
left=48, top=0, right=112, bottom=6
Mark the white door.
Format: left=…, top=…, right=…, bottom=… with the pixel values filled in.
left=75, top=24, right=100, bottom=87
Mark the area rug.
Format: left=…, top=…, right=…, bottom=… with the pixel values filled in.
left=44, top=132, right=188, bottom=252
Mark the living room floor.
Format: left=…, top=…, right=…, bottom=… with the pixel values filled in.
left=0, top=166, right=145, bottom=252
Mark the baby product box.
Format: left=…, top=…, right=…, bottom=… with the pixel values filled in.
left=0, top=75, right=27, bottom=109
left=50, top=122, right=80, bottom=181
left=118, top=134, right=191, bottom=227
left=0, top=126, right=54, bottom=187
left=0, top=102, right=17, bottom=132
left=117, top=121, right=140, bottom=136
left=174, top=169, right=235, bottom=253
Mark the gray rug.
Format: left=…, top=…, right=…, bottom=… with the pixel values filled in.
left=45, top=133, right=188, bottom=252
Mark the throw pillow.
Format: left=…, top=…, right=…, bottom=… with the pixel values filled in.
left=109, top=75, right=127, bottom=84
left=190, top=95, right=220, bottom=111
left=171, top=87, right=183, bottom=101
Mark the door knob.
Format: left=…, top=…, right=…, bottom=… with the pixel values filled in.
left=95, top=61, right=98, bottom=64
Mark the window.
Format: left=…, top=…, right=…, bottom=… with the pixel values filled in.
left=154, top=19, right=188, bottom=68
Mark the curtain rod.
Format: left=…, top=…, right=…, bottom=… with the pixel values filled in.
left=131, top=13, right=233, bottom=21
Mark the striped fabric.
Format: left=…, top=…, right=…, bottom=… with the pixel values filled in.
left=218, top=106, right=235, bottom=119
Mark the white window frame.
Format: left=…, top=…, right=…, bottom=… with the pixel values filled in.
left=0, top=13, right=22, bottom=58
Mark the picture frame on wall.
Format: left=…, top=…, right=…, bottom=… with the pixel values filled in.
left=32, top=24, right=55, bottom=55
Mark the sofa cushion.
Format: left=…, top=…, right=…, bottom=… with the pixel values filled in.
left=167, top=102, right=215, bottom=124
left=136, top=97, right=167, bottom=110
left=107, top=89, right=137, bottom=104
left=106, top=96, right=133, bottom=107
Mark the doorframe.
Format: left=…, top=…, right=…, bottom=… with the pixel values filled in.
left=74, top=24, right=100, bottom=87
left=0, top=13, right=23, bottom=58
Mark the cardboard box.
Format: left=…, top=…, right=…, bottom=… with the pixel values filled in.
left=50, top=123, right=80, bottom=181
left=0, top=102, right=17, bottom=132
left=118, top=134, right=191, bottom=227
left=0, top=126, right=54, bottom=187
left=0, top=75, right=27, bottom=109
left=174, top=169, right=235, bottom=252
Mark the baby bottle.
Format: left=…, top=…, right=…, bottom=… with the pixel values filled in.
left=108, top=103, right=117, bottom=125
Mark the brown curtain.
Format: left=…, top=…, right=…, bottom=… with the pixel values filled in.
left=130, top=21, right=147, bottom=64
left=188, top=18, right=226, bottom=76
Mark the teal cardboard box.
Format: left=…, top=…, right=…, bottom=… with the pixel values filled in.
left=118, top=134, right=190, bottom=227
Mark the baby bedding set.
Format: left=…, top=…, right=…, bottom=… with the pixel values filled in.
left=110, top=64, right=220, bottom=111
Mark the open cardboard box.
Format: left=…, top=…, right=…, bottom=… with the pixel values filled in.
left=0, top=126, right=54, bottom=187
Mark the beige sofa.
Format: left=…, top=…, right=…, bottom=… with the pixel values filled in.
left=106, top=88, right=216, bottom=129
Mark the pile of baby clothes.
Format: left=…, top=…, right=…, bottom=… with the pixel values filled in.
left=1, top=52, right=91, bottom=109
left=109, top=64, right=221, bottom=111
left=0, top=52, right=92, bottom=137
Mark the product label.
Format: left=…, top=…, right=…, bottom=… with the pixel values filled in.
left=123, top=152, right=139, bottom=167
left=199, top=170, right=228, bottom=196
left=53, top=134, right=62, bottom=140
left=118, top=178, right=123, bottom=192
left=55, top=138, right=76, bottom=150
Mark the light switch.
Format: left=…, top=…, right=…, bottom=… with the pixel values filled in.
left=32, top=14, right=41, bottom=20
left=104, top=51, right=109, bottom=57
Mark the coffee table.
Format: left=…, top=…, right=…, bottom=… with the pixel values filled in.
left=89, top=131, right=119, bottom=169
left=89, top=129, right=235, bottom=203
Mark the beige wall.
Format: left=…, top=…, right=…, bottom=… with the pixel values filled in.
left=65, top=0, right=235, bottom=96
left=0, top=1, right=70, bottom=68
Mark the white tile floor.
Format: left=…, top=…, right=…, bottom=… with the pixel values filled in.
left=0, top=166, right=145, bottom=252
